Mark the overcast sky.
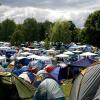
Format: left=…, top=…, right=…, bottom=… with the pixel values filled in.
left=0, top=0, right=100, bottom=27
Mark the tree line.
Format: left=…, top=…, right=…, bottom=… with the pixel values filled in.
left=0, top=10, right=100, bottom=47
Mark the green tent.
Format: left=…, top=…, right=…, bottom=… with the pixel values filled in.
left=0, top=72, right=35, bottom=100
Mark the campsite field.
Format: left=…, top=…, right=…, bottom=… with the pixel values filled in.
left=61, top=79, right=72, bottom=100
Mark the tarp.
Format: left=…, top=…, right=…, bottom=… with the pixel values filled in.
left=70, top=63, right=100, bottom=100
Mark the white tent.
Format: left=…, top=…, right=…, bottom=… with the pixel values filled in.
left=19, top=72, right=31, bottom=83
left=46, top=49, right=57, bottom=56
left=27, top=54, right=39, bottom=60
left=35, top=56, right=52, bottom=65
left=55, top=54, right=69, bottom=58
left=16, top=56, right=27, bottom=60
left=32, top=48, right=39, bottom=51
left=63, top=51, right=74, bottom=55
left=46, top=49, right=56, bottom=53
left=0, top=56, right=6, bottom=64
left=0, top=47, right=10, bottom=50
left=80, top=52, right=98, bottom=57
left=20, top=52, right=32, bottom=57
left=36, top=56, right=52, bottom=60
left=69, top=45, right=79, bottom=49
left=23, top=47, right=31, bottom=51
left=73, top=50, right=82, bottom=54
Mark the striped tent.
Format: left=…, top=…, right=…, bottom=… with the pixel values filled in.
left=70, top=62, right=100, bottom=100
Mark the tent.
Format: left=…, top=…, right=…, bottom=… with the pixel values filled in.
left=16, top=57, right=31, bottom=66
left=73, top=50, right=82, bottom=54
left=27, top=54, right=39, bottom=60
left=70, top=57, right=96, bottom=76
left=80, top=52, right=97, bottom=57
left=44, top=64, right=69, bottom=82
left=55, top=54, right=69, bottom=64
left=0, top=56, right=6, bottom=65
left=63, top=51, right=74, bottom=55
left=34, top=78, right=65, bottom=100
left=20, top=52, right=32, bottom=57
left=18, top=72, right=35, bottom=83
left=0, top=72, right=35, bottom=100
left=44, top=65, right=60, bottom=81
left=70, top=63, right=100, bottom=100
left=46, top=49, right=57, bottom=56
left=71, top=57, right=95, bottom=67
left=50, top=67, right=60, bottom=81
left=0, top=65, right=5, bottom=72
left=8, top=61, right=15, bottom=69
left=35, top=56, right=52, bottom=65
left=34, top=60, right=45, bottom=70
left=56, top=54, right=69, bottom=58
left=44, top=64, right=55, bottom=73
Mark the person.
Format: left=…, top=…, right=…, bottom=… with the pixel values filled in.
left=34, top=70, right=66, bottom=100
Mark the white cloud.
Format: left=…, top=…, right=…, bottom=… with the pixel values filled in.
left=1, top=0, right=100, bottom=10
left=0, top=0, right=100, bottom=27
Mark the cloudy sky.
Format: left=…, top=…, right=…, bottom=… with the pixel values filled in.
left=0, top=0, right=100, bottom=27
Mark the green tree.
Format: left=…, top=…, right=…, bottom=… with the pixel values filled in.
left=50, top=20, right=71, bottom=44
left=81, top=10, right=100, bottom=47
left=43, top=20, right=53, bottom=34
left=68, top=21, right=76, bottom=42
left=22, top=18, right=38, bottom=42
left=44, top=38, right=50, bottom=49
left=37, top=22, right=45, bottom=41
left=0, top=19, right=16, bottom=41
left=0, top=23, right=2, bottom=40
left=16, top=24, right=23, bottom=30
left=74, top=28, right=81, bottom=42
left=10, top=29, right=24, bottom=46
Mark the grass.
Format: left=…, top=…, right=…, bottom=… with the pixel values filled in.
left=61, top=79, right=73, bottom=100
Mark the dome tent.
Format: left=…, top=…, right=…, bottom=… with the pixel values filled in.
left=70, top=62, right=100, bottom=100
left=0, top=72, right=35, bottom=100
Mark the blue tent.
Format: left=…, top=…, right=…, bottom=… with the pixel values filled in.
left=71, top=57, right=95, bottom=67
left=35, top=60, right=45, bottom=70
left=12, top=67, right=28, bottom=76
left=19, top=58, right=31, bottom=66
left=5, top=49, right=16, bottom=58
